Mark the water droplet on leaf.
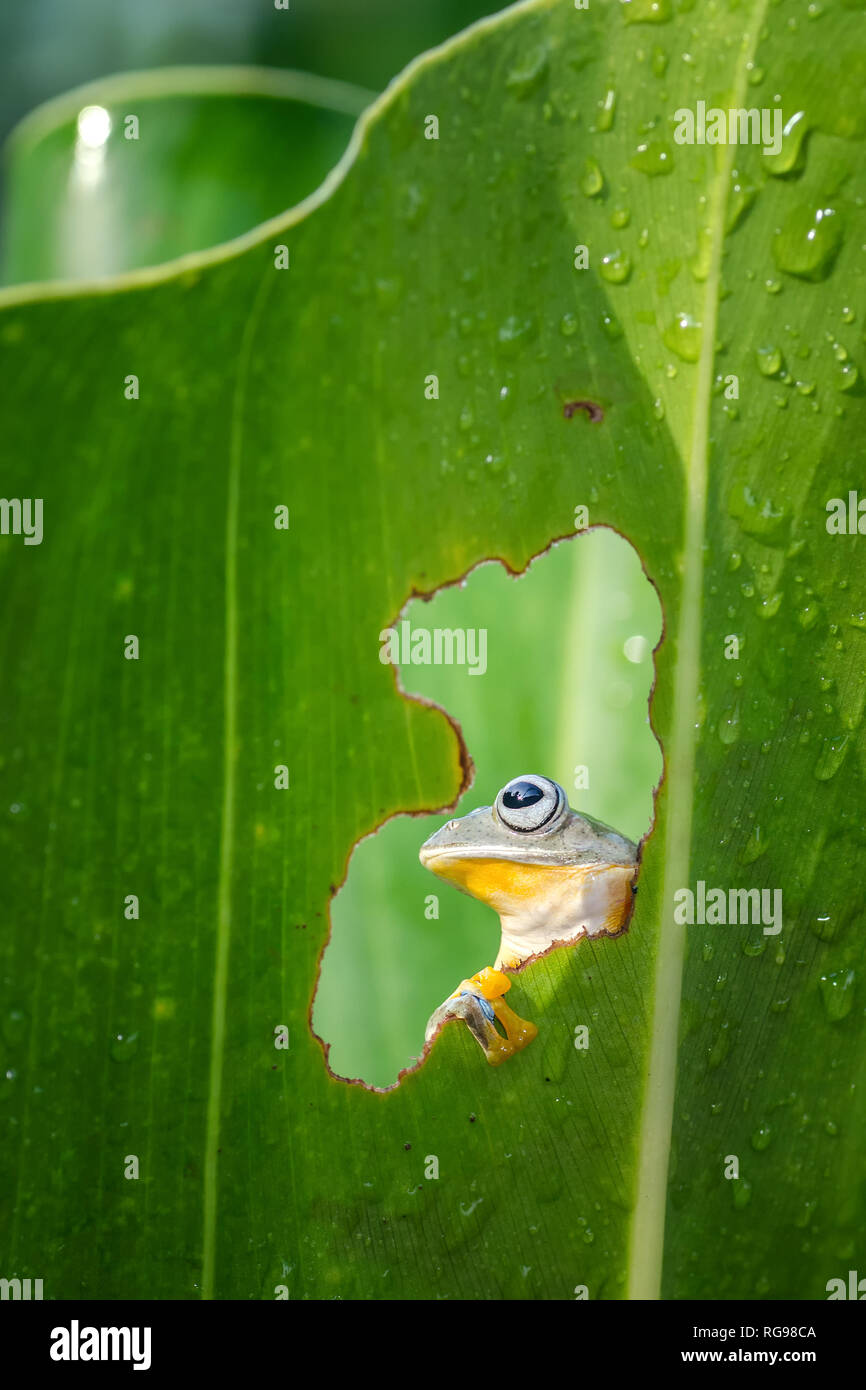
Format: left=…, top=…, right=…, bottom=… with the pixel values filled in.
left=631, top=140, right=674, bottom=175
left=689, top=227, right=713, bottom=282
left=506, top=46, right=549, bottom=98
left=819, top=969, right=855, bottom=1021
left=814, top=732, right=849, bottom=780
left=727, top=484, right=788, bottom=541
left=741, top=826, right=768, bottom=863
left=110, top=1031, right=140, bottom=1063
left=496, top=314, right=538, bottom=356
left=651, top=45, right=669, bottom=77
left=717, top=700, right=741, bottom=745
left=400, top=183, right=429, bottom=229
left=756, top=344, right=782, bottom=377
left=708, top=1023, right=731, bottom=1069
left=764, top=110, right=809, bottom=176
left=595, top=88, right=617, bottom=131
left=580, top=156, right=605, bottom=197
left=599, top=249, right=632, bottom=284
left=772, top=205, right=841, bottom=281
left=621, top=0, right=672, bottom=23
left=751, top=1125, right=772, bottom=1151
left=663, top=312, right=702, bottom=361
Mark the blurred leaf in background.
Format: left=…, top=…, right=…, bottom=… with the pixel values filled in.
left=0, top=0, right=498, bottom=198
left=1, top=70, right=373, bottom=282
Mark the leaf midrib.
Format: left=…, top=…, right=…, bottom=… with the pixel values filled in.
left=626, top=0, right=773, bottom=1300
left=201, top=267, right=274, bottom=1300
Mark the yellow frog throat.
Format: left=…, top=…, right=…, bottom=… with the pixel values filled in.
left=420, top=773, right=638, bottom=1065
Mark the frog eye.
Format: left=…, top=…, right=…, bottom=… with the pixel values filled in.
left=495, top=775, right=565, bottom=832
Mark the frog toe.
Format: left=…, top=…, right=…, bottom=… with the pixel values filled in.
left=425, top=989, right=495, bottom=1053
left=425, top=967, right=537, bottom=1065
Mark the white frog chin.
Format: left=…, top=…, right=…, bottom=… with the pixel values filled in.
left=494, top=864, right=635, bottom=968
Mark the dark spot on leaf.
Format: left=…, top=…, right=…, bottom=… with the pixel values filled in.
left=469, top=1113, right=476, bottom=1123
left=562, top=399, right=604, bottom=423
left=403, top=1142, right=412, bottom=1150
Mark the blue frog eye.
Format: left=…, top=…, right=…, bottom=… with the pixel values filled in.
left=496, top=775, right=565, bottom=832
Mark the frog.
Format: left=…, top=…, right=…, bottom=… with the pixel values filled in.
left=420, top=774, right=638, bottom=1065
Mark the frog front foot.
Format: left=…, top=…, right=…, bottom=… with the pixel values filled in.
left=425, top=966, right=537, bottom=1066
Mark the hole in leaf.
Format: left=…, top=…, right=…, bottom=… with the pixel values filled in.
left=314, top=527, right=663, bottom=1088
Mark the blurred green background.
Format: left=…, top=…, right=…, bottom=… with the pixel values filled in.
left=1, top=0, right=663, bottom=1087
left=0, top=0, right=498, bottom=209
left=0, top=0, right=499, bottom=139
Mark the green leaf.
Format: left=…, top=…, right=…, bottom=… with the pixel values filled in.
left=1, top=0, right=864, bottom=1300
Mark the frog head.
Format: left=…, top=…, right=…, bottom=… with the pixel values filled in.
left=420, top=774, right=638, bottom=968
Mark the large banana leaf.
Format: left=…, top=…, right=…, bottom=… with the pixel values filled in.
left=1, top=0, right=864, bottom=1300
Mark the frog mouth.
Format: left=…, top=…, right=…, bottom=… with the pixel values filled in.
left=419, top=843, right=633, bottom=871
left=420, top=845, right=636, bottom=898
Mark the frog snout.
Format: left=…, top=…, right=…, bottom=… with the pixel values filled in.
left=418, top=820, right=459, bottom=868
